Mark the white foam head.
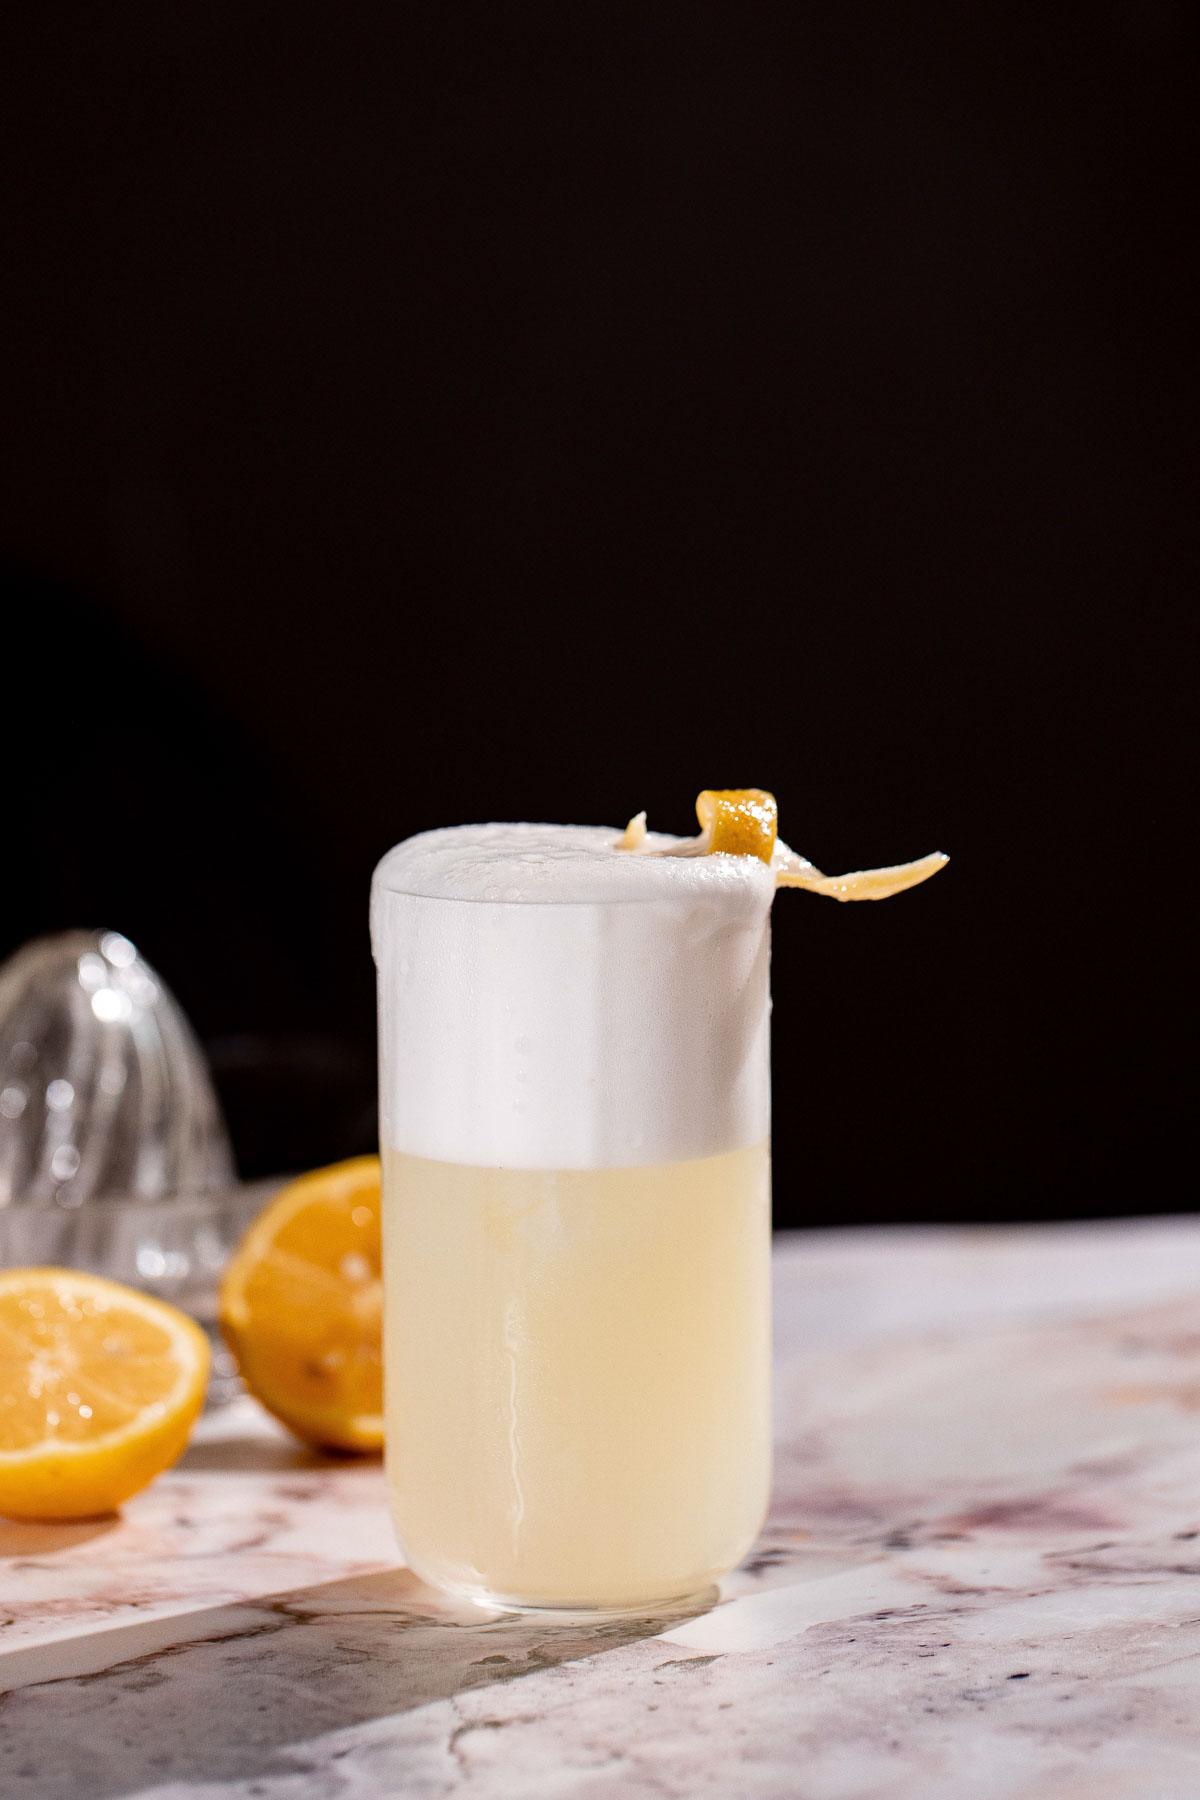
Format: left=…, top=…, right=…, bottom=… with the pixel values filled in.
left=371, top=823, right=774, bottom=1169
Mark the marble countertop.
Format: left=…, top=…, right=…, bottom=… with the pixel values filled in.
left=6, top=1215, right=1200, bottom=1799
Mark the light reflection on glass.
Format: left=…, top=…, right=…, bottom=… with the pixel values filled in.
left=91, top=987, right=133, bottom=1023
left=50, top=1143, right=81, bottom=1180
left=77, top=953, right=108, bottom=993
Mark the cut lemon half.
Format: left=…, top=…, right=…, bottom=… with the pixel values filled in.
left=219, top=1156, right=383, bottom=1453
left=0, top=1268, right=209, bottom=1520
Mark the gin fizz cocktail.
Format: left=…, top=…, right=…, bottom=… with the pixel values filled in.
left=371, top=822, right=775, bottom=1609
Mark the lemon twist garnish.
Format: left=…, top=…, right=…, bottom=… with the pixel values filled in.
left=695, top=789, right=778, bottom=862
left=617, top=789, right=947, bottom=900
left=772, top=843, right=948, bottom=901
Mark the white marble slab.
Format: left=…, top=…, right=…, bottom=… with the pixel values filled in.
left=5, top=1217, right=1200, bottom=1798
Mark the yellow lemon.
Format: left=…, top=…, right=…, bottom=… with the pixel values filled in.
left=0, top=1268, right=209, bottom=1520
left=219, top=1157, right=382, bottom=1453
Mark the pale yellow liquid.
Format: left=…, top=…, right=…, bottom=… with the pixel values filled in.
left=383, top=1140, right=771, bottom=1610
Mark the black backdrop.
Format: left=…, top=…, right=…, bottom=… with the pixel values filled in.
left=1, top=4, right=1193, bottom=1226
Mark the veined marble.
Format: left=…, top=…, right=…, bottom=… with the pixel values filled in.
left=4, top=1216, right=1200, bottom=1798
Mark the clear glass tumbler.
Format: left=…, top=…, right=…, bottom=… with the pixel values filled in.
left=371, top=823, right=773, bottom=1611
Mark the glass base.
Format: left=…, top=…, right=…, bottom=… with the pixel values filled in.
left=406, top=1560, right=721, bottom=1620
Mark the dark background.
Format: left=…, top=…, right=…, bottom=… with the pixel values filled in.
left=1, top=4, right=1193, bottom=1227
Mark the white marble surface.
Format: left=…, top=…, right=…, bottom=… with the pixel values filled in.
left=6, top=1216, right=1200, bottom=1798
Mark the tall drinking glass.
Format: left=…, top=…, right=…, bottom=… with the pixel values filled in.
left=371, top=823, right=773, bottom=1611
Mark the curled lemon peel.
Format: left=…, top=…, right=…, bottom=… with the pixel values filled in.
left=772, top=842, right=948, bottom=902
left=619, top=810, right=648, bottom=850
left=616, top=789, right=948, bottom=901
left=695, top=789, right=777, bottom=862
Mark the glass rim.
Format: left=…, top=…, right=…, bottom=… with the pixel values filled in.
left=373, top=882, right=773, bottom=912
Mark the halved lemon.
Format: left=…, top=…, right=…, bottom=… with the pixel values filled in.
left=219, top=1156, right=383, bottom=1453
left=0, top=1268, right=209, bottom=1520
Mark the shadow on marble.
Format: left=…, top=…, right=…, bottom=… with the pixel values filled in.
left=175, top=1433, right=364, bottom=1475
left=0, top=1565, right=716, bottom=1800
left=0, top=1517, right=118, bottom=1558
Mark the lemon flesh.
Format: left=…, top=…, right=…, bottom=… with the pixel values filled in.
left=219, top=1156, right=383, bottom=1453
left=0, top=1268, right=209, bottom=1520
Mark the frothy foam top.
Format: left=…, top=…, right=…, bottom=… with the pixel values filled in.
left=372, top=823, right=774, bottom=1170
left=372, top=822, right=778, bottom=907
